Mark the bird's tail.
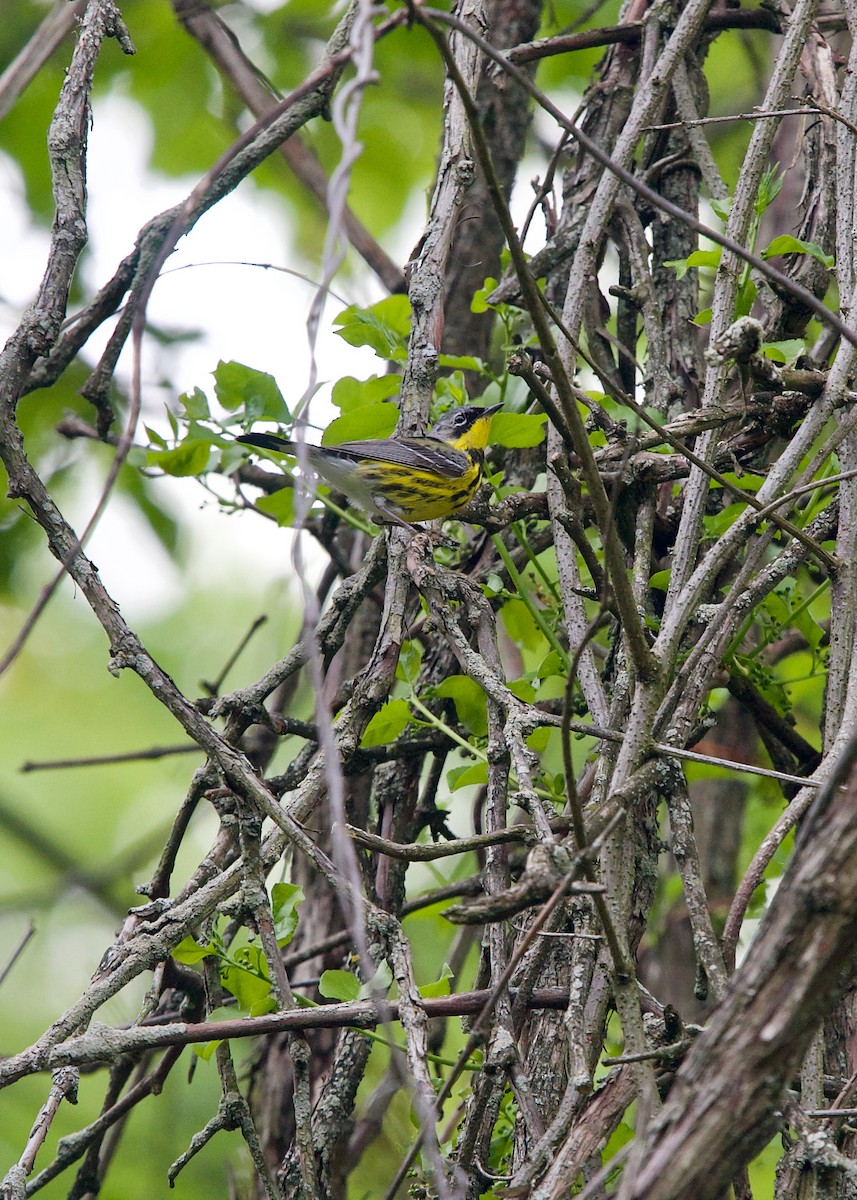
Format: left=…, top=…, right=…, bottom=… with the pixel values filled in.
left=237, top=433, right=295, bottom=454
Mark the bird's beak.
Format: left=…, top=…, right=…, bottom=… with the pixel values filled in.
left=483, top=403, right=504, bottom=417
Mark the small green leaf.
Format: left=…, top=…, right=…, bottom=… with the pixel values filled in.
left=172, top=936, right=214, bottom=965
left=435, top=372, right=467, bottom=406
left=755, top=164, right=784, bottom=216
left=447, top=762, right=489, bottom=791
left=437, top=354, right=486, bottom=373
left=714, top=472, right=766, bottom=492
left=249, top=995, right=278, bottom=1017
left=735, top=279, right=757, bottom=318
left=331, top=374, right=401, bottom=413
left=508, top=678, right=537, bottom=702
left=255, top=487, right=297, bottom=527
left=483, top=572, right=504, bottom=597
left=358, top=961, right=392, bottom=998
left=419, top=963, right=453, bottom=999
left=693, top=307, right=712, bottom=326
left=271, top=883, right=304, bottom=947
left=333, top=296, right=412, bottom=360
left=664, top=258, right=689, bottom=281
left=322, top=404, right=399, bottom=445
left=761, top=339, right=806, bottom=364
left=666, top=249, right=721, bottom=280
left=361, top=698, right=412, bottom=747
left=471, top=278, right=498, bottom=313
left=193, top=1039, right=221, bottom=1061
left=535, top=650, right=566, bottom=679
left=396, top=640, right=423, bottom=685
left=534, top=674, right=565, bottom=702
left=501, top=598, right=547, bottom=652
left=762, top=235, right=834, bottom=267
left=147, top=439, right=212, bottom=477
left=710, top=197, right=732, bottom=222
left=491, top=412, right=548, bottom=449
left=221, top=945, right=271, bottom=1010
left=435, top=675, right=488, bottom=736
left=526, top=726, right=550, bottom=752
left=704, top=502, right=747, bottom=537
left=319, top=969, right=361, bottom=1002
left=179, top=386, right=210, bottom=420
left=649, top=569, right=671, bottom=592
left=686, top=249, right=722, bottom=271
left=792, top=607, right=824, bottom=651
left=145, top=424, right=168, bottom=449
left=213, top=360, right=290, bottom=422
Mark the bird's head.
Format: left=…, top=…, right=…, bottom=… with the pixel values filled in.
left=430, top=403, right=503, bottom=452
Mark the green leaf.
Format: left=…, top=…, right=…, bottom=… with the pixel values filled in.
left=704, top=501, right=747, bottom=537
left=179, top=386, right=210, bottom=420
left=213, top=360, right=290, bottom=422
left=535, top=650, right=566, bottom=679
left=145, top=424, right=168, bottom=449
left=419, top=963, right=453, bottom=999
left=762, top=235, right=834, bottom=267
left=508, top=678, right=537, bottom=702
left=172, top=936, right=214, bottom=965
left=331, top=374, right=401, bottom=413
left=483, top=572, right=504, bottom=597
left=333, top=296, right=412, bottom=360
left=249, top=995, right=278, bottom=1017
left=319, top=969, right=361, bottom=1002
left=755, top=164, right=784, bottom=216
left=526, top=726, right=550, bottom=752
left=255, top=487, right=297, bottom=527
left=396, top=640, right=423, bottom=685
left=735, top=278, right=757, bottom=318
left=447, top=762, right=489, bottom=791
left=435, top=372, right=467, bottom=406
left=713, top=472, right=766, bottom=492
left=271, top=883, right=304, bottom=947
left=710, top=197, right=732, bottom=222
left=146, top=439, right=212, bottom=477
left=500, top=597, right=547, bottom=652
left=435, top=675, right=488, bottom=736
left=359, top=961, right=392, bottom=998
left=193, top=1039, right=222, bottom=1061
left=322, top=403, right=399, bottom=445
left=470, top=278, right=498, bottom=313
left=490, top=412, right=548, bottom=449
left=437, top=354, right=486, bottom=373
left=649, top=569, right=671, bottom=592
left=221, top=945, right=271, bottom=1010
left=693, top=307, right=713, bottom=326
left=534, top=674, right=565, bottom=702
left=686, top=249, right=722, bottom=271
left=220, top=945, right=270, bottom=1012
left=665, top=249, right=721, bottom=280
left=361, top=698, right=412, bottom=747
left=761, top=339, right=806, bottom=364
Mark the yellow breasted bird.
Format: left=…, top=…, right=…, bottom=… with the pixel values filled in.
left=237, top=403, right=502, bottom=531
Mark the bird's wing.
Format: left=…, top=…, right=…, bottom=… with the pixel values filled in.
left=332, top=437, right=471, bottom=478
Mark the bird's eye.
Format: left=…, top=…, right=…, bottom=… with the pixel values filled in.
left=454, top=411, right=468, bottom=427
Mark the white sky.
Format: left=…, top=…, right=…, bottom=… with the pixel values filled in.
left=1, top=81, right=553, bottom=621
left=1, top=95, right=390, bottom=619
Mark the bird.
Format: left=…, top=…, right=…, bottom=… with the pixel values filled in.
left=237, top=403, right=503, bottom=531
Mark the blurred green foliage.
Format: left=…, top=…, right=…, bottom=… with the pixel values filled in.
left=0, top=0, right=817, bottom=1194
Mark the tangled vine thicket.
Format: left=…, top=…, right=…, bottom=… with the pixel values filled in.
left=6, top=0, right=857, bottom=1198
